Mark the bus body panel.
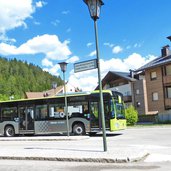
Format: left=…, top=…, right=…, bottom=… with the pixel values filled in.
left=0, top=121, right=19, bottom=135
left=110, top=119, right=127, bottom=131
left=34, top=120, right=67, bottom=134
left=33, top=118, right=90, bottom=135
left=69, top=117, right=90, bottom=133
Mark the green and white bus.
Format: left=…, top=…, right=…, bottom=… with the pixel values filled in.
left=0, top=90, right=126, bottom=137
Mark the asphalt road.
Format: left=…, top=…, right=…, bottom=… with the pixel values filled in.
left=0, top=126, right=171, bottom=170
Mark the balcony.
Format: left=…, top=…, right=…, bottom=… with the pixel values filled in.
left=165, top=98, right=171, bottom=109
left=123, top=95, right=132, bottom=102
left=163, top=75, right=171, bottom=85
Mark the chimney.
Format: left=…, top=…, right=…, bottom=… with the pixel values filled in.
left=161, top=45, right=170, bottom=57
left=129, top=69, right=134, bottom=78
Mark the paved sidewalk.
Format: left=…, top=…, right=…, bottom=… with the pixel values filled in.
left=0, top=135, right=149, bottom=163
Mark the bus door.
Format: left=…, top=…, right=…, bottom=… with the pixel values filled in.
left=90, top=101, right=110, bottom=130
left=19, top=106, right=34, bottom=131
left=90, top=101, right=102, bottom=129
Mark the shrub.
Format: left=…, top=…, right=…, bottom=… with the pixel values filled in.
left=125, top=105, right=138, bottom=126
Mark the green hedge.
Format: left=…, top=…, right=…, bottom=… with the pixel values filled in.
left=125, top=105, right=138, bottom=125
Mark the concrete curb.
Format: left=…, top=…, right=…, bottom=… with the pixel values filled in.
left=0, top=153, right=150, bottom=163
left=0, top=136, right=89, bottom=141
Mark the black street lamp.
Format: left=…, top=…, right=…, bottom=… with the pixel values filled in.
left=58, top=62, right=69, bottom=137
left=83, top=0, right=107, bottom=152
left=167, top=36, right=171, bottom=42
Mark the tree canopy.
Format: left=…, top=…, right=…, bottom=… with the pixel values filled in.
left=0, top=57, right=63, bottom=100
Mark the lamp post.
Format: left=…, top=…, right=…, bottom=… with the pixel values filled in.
left=83, top=0, right=107, bottom=152
left=58, top=62, right=69, bottom=137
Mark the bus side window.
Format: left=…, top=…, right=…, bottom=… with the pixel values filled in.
left=49, top=104, right=65, bottom=119
left=1, top=107, right=17, bottom=121
left=36, top=105, right=48, bottom=120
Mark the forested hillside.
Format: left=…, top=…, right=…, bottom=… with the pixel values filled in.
left=0, top=57, right=63, bottom=100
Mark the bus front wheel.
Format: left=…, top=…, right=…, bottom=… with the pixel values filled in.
left=73, top=123, right=85, bottom=135
left=4, top=126, right=15, bottom=137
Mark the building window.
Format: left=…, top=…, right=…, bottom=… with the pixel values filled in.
left=165, top=65, right=171, bottom=76
left=150, top=71, right=157, bottom=80
left=166, top=87, right=171, bottom=98
left=152, top=92, right=158, bottom=101
left=136, top=89, right=140, bottom=95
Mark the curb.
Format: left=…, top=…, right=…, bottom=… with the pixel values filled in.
left=0, top=153, right=150, bottom=163
left=0, top=137, right=89, bottom=142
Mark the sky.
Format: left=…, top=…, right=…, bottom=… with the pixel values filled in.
left=0, top=0, right=171, bottom=91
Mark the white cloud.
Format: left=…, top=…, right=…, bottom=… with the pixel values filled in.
left=0, top=34, right=72, bottom=60
left=62, top=10, right=70, bottom=15
left=66, top=56, right=79, bottom=63
left=134, top=43, right=142, bottom=48
left=68, top=69, right=98, bottom=92
left=43, top=64, right=60, bottom=76
left=87, top=42, right=93, bottom=47
left=0, top=34, right=16, bottom=43
left=89, top=50, right=96, bottom=57
left=0, top=0, right=34, bottom=35
left=0, top=0, right=47, bottom=42
left=104, top=42, right=114, bottom=48
left=42, top=58, right=53, bottom=67
left=66, top=28, right=71, bottom=33
left=35, top=1, right=47, bottom=8
left=112, top=45, right=123, bottom=54
left=126, top=45, right=131, bottom=49
left=68, top=53, right=157, bottom=91
left=51, top=19, right=60, bottom=27
left=34, top=21, right=40, bottom=25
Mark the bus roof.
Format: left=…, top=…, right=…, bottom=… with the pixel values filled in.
left=0, top=90, right=114, bottom=104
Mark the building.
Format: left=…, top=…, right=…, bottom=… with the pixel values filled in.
left=97, top=71, right=137, bottom=107
left=135, top=45, right=171, bottom=122
left=25, top=83, right=80, bottom=99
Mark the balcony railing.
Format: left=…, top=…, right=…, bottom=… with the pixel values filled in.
left=165, top=98, right=171, bottom=109
left=163, top=75, right=171, bottom=85
left=123, top=95, right=132, bottom=102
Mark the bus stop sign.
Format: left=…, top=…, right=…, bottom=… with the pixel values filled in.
left=74, top=59, right=97, bottom=73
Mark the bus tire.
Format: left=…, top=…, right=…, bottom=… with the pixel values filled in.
left=73, top=123, right=85, bottom=135
left=4, top=126, right=15, bottom=137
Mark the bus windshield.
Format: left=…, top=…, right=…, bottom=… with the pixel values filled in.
left=116, top=103, right=125, bottom=119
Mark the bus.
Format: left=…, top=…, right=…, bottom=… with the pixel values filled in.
left=0, top=90, right=126, bottom=137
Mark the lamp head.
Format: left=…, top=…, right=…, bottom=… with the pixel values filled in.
left=167, top=36, right=171, bottom=42
left=58, top=62, right=68, bottom=72
left=84, top=0, right=104, bottom=20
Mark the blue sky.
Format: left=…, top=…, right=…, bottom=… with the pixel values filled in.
left=0, top=0, right=171, bottom=91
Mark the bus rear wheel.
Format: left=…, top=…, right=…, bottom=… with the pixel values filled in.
left=73, top=123, right=85, bottom=135
left=5, top=126, right=15, bottom=137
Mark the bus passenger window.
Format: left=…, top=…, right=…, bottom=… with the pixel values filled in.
left=49, top=104, right=65, bottom=119
left=36, top=105, right=48, bottom=120
left=1, top=107, right=17, bottom=121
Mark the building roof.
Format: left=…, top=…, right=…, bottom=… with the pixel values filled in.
left=95, top=71, right=137, bottom=90
left=109, top=71, right=137, bottom=82
left=135, top=54, right=171, bottom=72
left=25, top=85, right=64, bottom=99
